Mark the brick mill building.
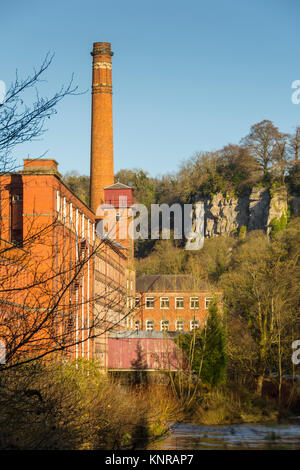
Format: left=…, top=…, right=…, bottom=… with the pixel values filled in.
left=133, top=274, right=220, bottom=333
left=0, top=41, right=219, bottom=373
left=0, top=42, right=133, bottom=369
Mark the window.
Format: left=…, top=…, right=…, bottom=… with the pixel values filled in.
left=134, top=320, right=139, bottom=331
left=135, top=296, right=140, bottom=308
left=190, top=297, right=199, bottom=309
left=175, top=297, right=184, bottom=309
left=12, top=194, right=22, bottom=203
left=146, top=320, right=154, bottom=331
left=82, top=214, right=85, bottom=238
left=126, top=297, right=133, bottom=309
left=63, top=197, right=66, bottom=219
left=56, top=191, right=60, bottom=213
left=160, top=320, right=169, bottom=331
left=126, top=280, right=129, bottom=290
left=116, top=211, right=121, bottom=222
left=145, top=297, right=154, bottom=309
left=175, top=320, right=184, bottom=331
left=190, top=320, right=199, bottom=330
left=205, top=297, right=213, bottom=309
left=160, top=297, right=169, bottom=309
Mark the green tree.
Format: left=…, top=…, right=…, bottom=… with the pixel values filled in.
left=63, top=171, right=90, bottom=205
left=177, top=300, right=227, bottom=387
left=201, top=300, right=227, bottom=387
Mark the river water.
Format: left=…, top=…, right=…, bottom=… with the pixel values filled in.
left=148, top=421, right=300, bottom=450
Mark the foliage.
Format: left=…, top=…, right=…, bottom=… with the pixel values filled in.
left=269, top=212, right=288, bottom=239
left=0, top=360, right=182, bottom=450
left=177, top=300, right=227, bottom=387
left=63, top=171, right=90, bottom=205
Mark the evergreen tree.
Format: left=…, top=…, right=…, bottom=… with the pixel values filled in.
left=201, top=300, right=227, bottom=386
left=177, top=300, right=227, bottom=387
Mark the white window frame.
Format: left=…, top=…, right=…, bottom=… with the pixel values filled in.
left=160, top=319, right=169, bottom=331
left=205, top=297, right=213, bottom=309
left=175, top=320, right=184, bottom=331
left=76, top=209, right=79, bottom=234
left=145, top=296, right=154, bottom=309
left=190, top=297, right=199, bottom=310
left=82, top=213, right=85, bottom=238
left=160, top=297, right=169, bottom=309
left=56, top=191, right=60, bottom=213
left=63, top=197, right=66, bottom=219
left=146, top=320, right=154, bottom=331
left=190, top=320, right=199, bottom=330
left=175, top=297, right=184, bottom=309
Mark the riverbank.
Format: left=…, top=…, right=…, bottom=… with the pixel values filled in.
left=193, top=385, right=300, bottom=427
left=1, top=360, right=299, bottom=449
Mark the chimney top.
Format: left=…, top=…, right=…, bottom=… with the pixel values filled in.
left=91, top=42, right=114, bottom=57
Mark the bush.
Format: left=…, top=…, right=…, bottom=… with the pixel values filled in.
left=0, top=360, right=182, bottom=450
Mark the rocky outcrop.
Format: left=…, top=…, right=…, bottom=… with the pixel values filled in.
left=193, top=186, right=288, bottom=238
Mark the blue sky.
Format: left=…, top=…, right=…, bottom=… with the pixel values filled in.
left=1, top=0, right=300, bottom=177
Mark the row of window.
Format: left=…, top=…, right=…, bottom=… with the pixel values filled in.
left=133, top=296, right=213, bottom=310
left=56, top=191, right=94, bottom=241
left=133, top=319, right=201, bottom=331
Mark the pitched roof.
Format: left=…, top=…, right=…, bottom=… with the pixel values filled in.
left=104, top=182, right=132, bottom=190
left=136, top=274, right=209, bottom=292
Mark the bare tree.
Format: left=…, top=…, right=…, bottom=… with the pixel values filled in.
left=0, top=54, right=79, bottom=174
left=273, top=132, right=290, bottom=184
left=241, top=120, right=279, bottom=178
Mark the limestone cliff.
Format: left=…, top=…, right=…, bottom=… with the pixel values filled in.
left=193, top=186, right=289, bottom=238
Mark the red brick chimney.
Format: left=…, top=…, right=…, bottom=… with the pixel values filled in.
left=90, top=42, right=114, bottom=215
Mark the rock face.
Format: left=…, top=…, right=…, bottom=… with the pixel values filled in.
left=194, top=187, right=288, bottom=238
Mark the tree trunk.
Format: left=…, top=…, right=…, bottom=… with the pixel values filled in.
left=256, top=374, right=264, bottom=396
